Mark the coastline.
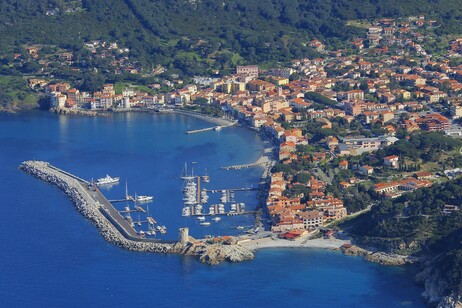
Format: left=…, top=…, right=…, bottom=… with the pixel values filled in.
left=172, top=109, right=237, bottom=126
left=240, top=236, right=350, bottom=251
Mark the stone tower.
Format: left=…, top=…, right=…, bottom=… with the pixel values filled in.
left=179, top=227, right=189, bottom=243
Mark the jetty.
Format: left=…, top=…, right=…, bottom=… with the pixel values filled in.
left=19, top=160, right=255, bottom=265
left=186, top=121, right=237, bottom=134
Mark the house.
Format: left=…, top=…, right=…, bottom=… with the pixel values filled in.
left=358, top=165, right=374, bottom=175
left=339, top=160, right=349, bottom=170
left=384, top=155, right=399, bottom=168
left=414, top=171, right=432, bottom=180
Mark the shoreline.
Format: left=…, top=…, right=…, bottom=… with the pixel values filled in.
left=239, top=236, right=351, bottom=251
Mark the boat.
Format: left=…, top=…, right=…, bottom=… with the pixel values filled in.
left=196, top=216, right=206, bottom=221
left=137, top=213, right=142, bottom=226
left=208, top=206, right=215, bottom=215
left=96, top=175, right=119, bottom=186
left=212, top=217, right=221, bottom=222
left=200, top=221, right=211, bottom=226
left=214, top=126, right=222, bottom=131
left=236, top=226, right=244, bottom=230
left=156, top=225, right=167, bottom=234
left=180, top=162, right=195, bottom=180
left=202, top=169, right=210, bottom=183
left=182, top=207, right=191, bottom=216
left=135, top=195, right=153, bottom=202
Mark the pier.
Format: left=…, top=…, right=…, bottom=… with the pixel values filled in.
left=203, top=187, right=259, bottom=193
left=186, top=121, right=237, bottom=134
left=221, top=161, right=267, bottom=170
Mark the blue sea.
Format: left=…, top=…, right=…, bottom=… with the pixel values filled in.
left=0, top=111, right=425, bottom=307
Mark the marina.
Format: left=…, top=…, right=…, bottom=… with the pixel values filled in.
left=23, top=161, right=168, bottom=241
left=181, top=163, right=258, bottom=220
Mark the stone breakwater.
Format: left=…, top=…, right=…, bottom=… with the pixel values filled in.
left=19, top=161, right=254, bottom=265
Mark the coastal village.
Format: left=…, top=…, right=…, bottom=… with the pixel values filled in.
left=24, top=15, right=462, bottom=238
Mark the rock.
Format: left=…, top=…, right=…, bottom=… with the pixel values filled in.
left=340, top=244, right=417, bottom=265
left=50, top=107, right=109, bottom=117
left=199, top=244, right=255, bottom=265
left=437, top=294, right=462, bottom=308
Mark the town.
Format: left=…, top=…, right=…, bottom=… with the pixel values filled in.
left=20, top=15, right=462, bottom=239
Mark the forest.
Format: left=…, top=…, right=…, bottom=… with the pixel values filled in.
left=0, top=0, right=461, bottom=74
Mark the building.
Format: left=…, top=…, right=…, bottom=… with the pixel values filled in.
left=236, top=65, right=259, bottom=77
left=50, top=92, right=67, bottom=107
left=248, top=80, right=276, bottom=92
left=299, top=210, right=324, bottom=230
left=358, top=165, right=374, bottom=175
left=450, top=101, right=462, bottom=119
left=384, top=155, right=399, bottom=168
left=416, top=114, right=451, bottom=131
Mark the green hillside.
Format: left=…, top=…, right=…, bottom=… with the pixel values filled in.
left=0, top=0, right=461, bottom=72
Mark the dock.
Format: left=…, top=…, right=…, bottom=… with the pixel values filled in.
left=185, top=121, right=237, bottom=134
left=221, top=161, right=267, bottom=170
left=204, top=187, right=258, bottom=192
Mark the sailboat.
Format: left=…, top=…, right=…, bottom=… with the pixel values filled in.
left=202, top=168, right=210, bottom=183
left=180, top=162, right=195, bottom=180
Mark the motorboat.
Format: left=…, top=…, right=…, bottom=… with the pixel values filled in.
left=96, top=175, right=119, bottom=186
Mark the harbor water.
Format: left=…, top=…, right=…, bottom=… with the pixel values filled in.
left=0, top=111, right=425, bottom=307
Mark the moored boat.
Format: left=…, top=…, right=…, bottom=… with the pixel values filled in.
left=96, top=175, right=120, bottom=186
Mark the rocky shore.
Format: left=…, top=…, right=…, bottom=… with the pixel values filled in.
left=339, top=244, right=418, bottom=266
left=19, top=161, right=254, bottom=265
left=50, top=107, right=110, bottom=117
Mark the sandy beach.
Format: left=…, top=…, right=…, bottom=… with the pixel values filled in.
left=239, top=236, right=351, bottom=251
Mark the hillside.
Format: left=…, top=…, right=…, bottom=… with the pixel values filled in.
left=343, top=178, right=462, bottom=304
left=0, top=0, right=461, bottom=73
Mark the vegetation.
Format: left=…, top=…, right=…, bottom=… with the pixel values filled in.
left=1, top=0, right=461, bottom=77
left=0, top=76, right=37, bottom=109
left=343, top=177, right=462, bottom=293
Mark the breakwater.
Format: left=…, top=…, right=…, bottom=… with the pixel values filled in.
left=19, top=161, right=254, bottom=265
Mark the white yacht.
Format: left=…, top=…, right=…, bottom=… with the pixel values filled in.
left=196, top=216, right=206, bottom=221
left=135, top=195, right=153, bottom=202
left=96, top=175, right=119, bottom=186
left=200, top=221, right=211, bottom=226
left=182, top=207, right=191, bottom=216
